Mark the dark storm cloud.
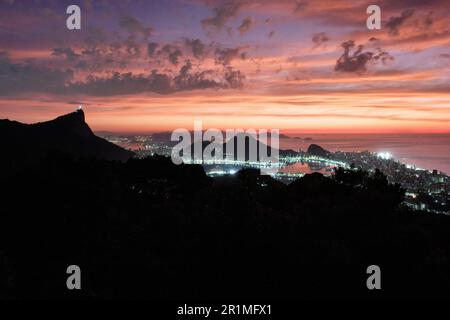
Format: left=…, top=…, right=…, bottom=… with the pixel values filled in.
left=0, top=52, right=73, bottom=96
left=144, top=39, right=247, bottom=86
left=147, top=39, right=208, bottom=65
left=311, top=32, right=329, bottom=48
left=68, top=60, right=244, bottom=95
left=334, top=40, right=393, bottom=73
left=173, top=60, right=220, bottom=90
left=52, top=43, right=133, bottom=72
left=215, top=47, right=247, bottom=66
left=118, top=14, right=154, bottom=39
left=0, top=48, right=244, bottom=96
left=158, top=44, right=183, bottom=65
left=124, top=37, right=142, bottom=59
left=52, top=48, right=80, bottom=61
left=223, top=66, right=245, bottom=88
left=168, top=50, right=183, bottom=65
left=385, top=9, right=415, bottom=36
left=69, top=71, right=173, bottom=95
left=0, top=1, right=251, bottom=96
left=48, top=16, right=155, bottom=72
left=237, top=17, right=253, bottom=35
left=147, top=42, right=159, bottom=57
left=201, top=0, right=244, bottom=32
left=183, top=39, right=207, bottom=59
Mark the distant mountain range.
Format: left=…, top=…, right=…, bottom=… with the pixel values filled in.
left=187, top=134, right=299, bottom=161
left=0, top=110, right=134, bottom=171
left=0, top=109, right=332, bottom=174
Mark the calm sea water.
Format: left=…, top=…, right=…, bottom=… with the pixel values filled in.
left=280, top=134, right=450, bottom=175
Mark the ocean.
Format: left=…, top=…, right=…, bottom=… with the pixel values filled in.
left=280, top=134, right=450, bottom=175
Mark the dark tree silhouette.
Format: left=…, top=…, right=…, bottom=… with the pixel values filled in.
left=1, top=154, right=450, bottom=300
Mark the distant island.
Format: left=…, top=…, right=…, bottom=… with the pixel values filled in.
left=293, top=136, right=313, bottom=141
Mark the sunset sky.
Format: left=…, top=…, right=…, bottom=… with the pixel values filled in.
left=0, top=0, right=449, bottom=133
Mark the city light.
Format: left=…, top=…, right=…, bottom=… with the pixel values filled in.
left=377, top=152, right=392, bottom=160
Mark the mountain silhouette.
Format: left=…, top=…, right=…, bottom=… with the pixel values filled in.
left=0, top=109, right=133, bottom=172
left=188, top=133, right=298, bottom=161
left=307, top=144, right=330, bottom=157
